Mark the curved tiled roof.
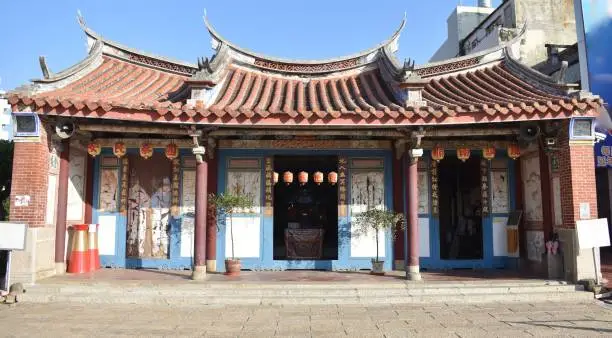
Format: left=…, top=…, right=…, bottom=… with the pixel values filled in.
left=8, top=57, right=602, bottom=125
left=6, top=15, right=603, bottom=126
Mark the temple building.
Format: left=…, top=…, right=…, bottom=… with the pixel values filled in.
left=5, top=13, right=604, bottom=283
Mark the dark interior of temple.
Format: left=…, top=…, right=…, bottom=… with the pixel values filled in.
left=273, top=155, right=338, bottom=260
left=438, top=156, right=484, bottom=260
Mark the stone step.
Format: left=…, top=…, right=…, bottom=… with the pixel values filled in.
left=26, top=284, right=584, bottom=297
left=20, top=281, right=593, bottom=305
left=21, top=290, right=593, bottom=306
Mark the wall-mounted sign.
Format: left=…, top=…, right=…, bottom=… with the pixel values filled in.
left=595, top=132, right=612, bottom=167
left=14, top=195, right=30, bottom=207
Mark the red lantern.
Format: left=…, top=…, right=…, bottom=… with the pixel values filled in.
left=482, top=146, right=496, bottom=161
left=328, top=171, right=338, bottom=186
left=140, top=143, right=153, bottom=159
left=298, top=171, right=308, bottom=185
left=273, top=172, right=279, bottom=184
left=457, top=146, right=471, bottom=162
left=87, top=142, right=101, bottom=157
left=313, top=171, right=324, bottom=185
left=283, top=171, right=293, bottom=185
left=507, top=143, right=521, bottom=160
left=165, top=143, right=178, bottom=160
left=113, top=142, right=126, bottom=158
left=431, top=144, right=445, bottom=162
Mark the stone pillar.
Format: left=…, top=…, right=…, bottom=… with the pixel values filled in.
left=53, top=140, right=70, bottom=274
left=206, top=154, right=218, bottom=272
left=405, top=148, right=422, bottom=281
left=192, top=146, right=208, bottom=280
left=556, top=120, right=599, bottom=282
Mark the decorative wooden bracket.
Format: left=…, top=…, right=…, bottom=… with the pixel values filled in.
left=189, top=126, right=205, bottom=163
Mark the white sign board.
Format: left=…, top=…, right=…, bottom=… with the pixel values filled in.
left=576, top=218, right=611, bottom=250
left=0, top=222, right=28, bottom=250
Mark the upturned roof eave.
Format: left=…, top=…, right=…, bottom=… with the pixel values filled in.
left=203, top=12, right=406, bottom=66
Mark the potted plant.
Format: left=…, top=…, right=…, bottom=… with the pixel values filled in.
left=353, top=207, right=404, bottom=275
left=208, top=192, right=254, bottom=276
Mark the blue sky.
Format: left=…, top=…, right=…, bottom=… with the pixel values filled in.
left=0, top=0, right=501, bottom=91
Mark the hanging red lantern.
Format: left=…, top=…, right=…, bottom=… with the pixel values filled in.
left=507, top=143, right=521, bottom=160
left=482, top=145, right=496, bottom=161
left=313, top=171, right=324, bottom=185
left=328, top=171, right=338, bottom=186
left=113, top=142, right=126, bottom=158
left=457, top=146, right=471, bottom=162
left=283, top=171, right=293, bottom=185
left=431, top=144, right=445, bottom=162
left=165, top=143, right=178, bottom=160
left=298, top=171, right=308, bottom=185
left=87, top=142, right=101, bottom=157
left=140, top=142, right=153, bottom=159
left=273, top=172, right=279, bottom=184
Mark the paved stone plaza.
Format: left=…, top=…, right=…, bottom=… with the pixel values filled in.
left=1, top=301, right=612, bottom=337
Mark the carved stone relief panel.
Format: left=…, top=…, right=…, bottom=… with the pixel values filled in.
left=67, top=148, right=86, bottom=221
left=521, top=155, right=543, bottom=222
left=99, top=168, right=119, bottom=213
left=418, top=171, right=429, bottom=214
left=226, top=170, right=261, bottom=214
left=491, top=170, right=509, bottom=214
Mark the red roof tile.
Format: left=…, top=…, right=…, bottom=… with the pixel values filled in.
left=8, top=57, right=602, bottom=125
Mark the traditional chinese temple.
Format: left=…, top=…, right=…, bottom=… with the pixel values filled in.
left=6, top=14, right=604, bottom=282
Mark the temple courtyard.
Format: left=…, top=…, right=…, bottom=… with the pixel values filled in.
left=1, top=301, right=612, bottom=337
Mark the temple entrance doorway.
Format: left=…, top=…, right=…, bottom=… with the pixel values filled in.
left=273, top=155, right=339, bottom=261
left=126, top=152, right=172, bottom=259
left=438, top=155, right=483, bottom=261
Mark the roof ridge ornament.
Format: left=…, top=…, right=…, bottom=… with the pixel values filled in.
left=38, top=56, right=53, bottom=79
left=197, top=56, right=213, bottom=73
left=77, top=9, right=86, bottom=30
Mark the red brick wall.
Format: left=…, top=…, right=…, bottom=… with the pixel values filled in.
left=9, top=123, right=51, bottom=228
left=557, top=121, right=598, bottom=229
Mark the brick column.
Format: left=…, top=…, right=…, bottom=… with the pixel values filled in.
left=191, top=146, right=208, bottom=280
left=405, top=150, right=422, bottom=281
left=556, top=120, right=599, bottom=282
left=53, top=140, right=70, bottom=274
left=8, top=121, right=57, bottom=283
left=9, top=128, right=50, bottom=228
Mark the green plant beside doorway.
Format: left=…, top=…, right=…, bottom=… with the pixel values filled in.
left=353, top=208, right=404, bottom=275
left=208, top=192, right=254, bottom=275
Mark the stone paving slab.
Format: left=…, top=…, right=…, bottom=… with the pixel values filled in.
left=1, top=301, right=612, bottom=337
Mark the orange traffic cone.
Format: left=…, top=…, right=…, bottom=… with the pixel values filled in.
left=88, top=224, right=100, bottom=271
left=67, top=224, right=90, bottom=273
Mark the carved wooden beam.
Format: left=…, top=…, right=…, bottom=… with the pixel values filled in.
left=209, top=129, right=405, bottom=138
left=78, top=124, right=190, bottom=135
left=421, top=140, right=515, bottom=149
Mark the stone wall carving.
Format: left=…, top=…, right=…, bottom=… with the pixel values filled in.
left=521, top=155, right=543, bottom=222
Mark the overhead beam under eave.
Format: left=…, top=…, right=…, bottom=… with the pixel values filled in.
left=424, top=127, right=519, bottom=137
left=77, top=124, right=191, bottom=135
left=421, top=140, right=515, bottom=149
left=208, top=129, right=406, bottom=138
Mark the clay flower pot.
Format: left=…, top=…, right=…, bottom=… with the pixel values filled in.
left=371, top=259, right=385, bottom=276
left=225, top=259, right=241, bottom=276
